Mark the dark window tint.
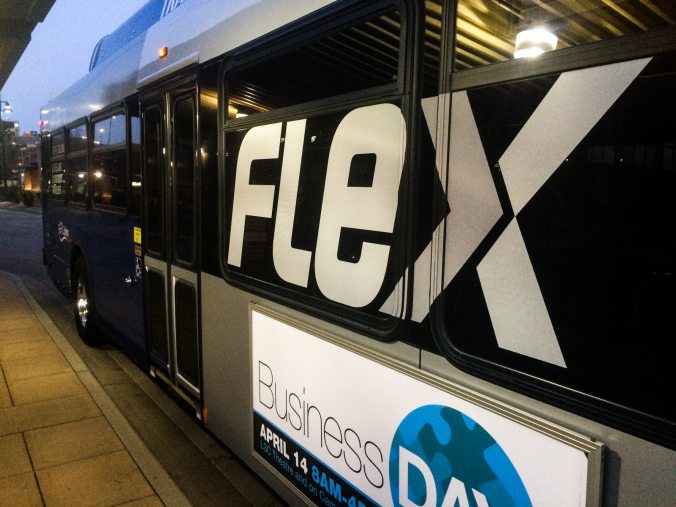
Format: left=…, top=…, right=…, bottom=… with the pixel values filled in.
left=436, top=54, right=676, bottom=425
left=68, top=124, right=88, bottom=153
left=130, top=115, right=142, bottom=216
left=92, top=113, right=127, bottom=209
left=175, top=281, right=199, bottom=388
left=94, top=114, right=126, bottom=147
left=146, top=270, right=168, bottom=363
left=68, top=156, right=88, bottom=203
left=454, top=0, right=676, bottom=70
left=227, top=9, right=401, bottom=118
left=92, top=149, right=126, bottom=208
left=173, top=96, right=196, bottom=265
left=144, top=106, right=164, bottom=255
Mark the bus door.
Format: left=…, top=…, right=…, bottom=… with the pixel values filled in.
left=142, top=87, right=202, bottom=409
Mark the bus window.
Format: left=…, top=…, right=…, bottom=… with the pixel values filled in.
left=223, top=5, right=407, bottom=334
left=144, top=106, right=164, bottom=256
left=92, top=113, right=127, bottom=209
left=130, top=110, right=142, bottom=217
left=67, top=122, right=88, bottom=205
left=454, top=0, right=676, bottom=70
left=432, top=0, right=676, bottom=439
left=173, top=95, right=196, bottom=266
left=67, top=157, right=88, bottom=204
left=49, top=160, right=65, bottom=198
left=47, top=131, right=66, bottom=199
left=227, top=8, right=401, bottom=118
left=51, top=130, right=65, bottom=157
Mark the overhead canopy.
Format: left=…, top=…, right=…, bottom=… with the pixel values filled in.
left=0, top=0, right=55, bottom=89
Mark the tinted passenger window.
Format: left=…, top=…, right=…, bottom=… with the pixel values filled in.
left=454, top=0, right=676, bottom=70
left=68, top=124, right=88, bottom=153
left=173, top=95, right=196, bottom=265
left=223, top=6, right=407, bottom=332
left=144, top=106, right=164, bottom=256
left=93, top=114, right=126, bottom=146
left=67, top=156, right=88, bottom=204
left=227, top=9, right=402, bottom=118
left=130, top=115, right=142, bottom=216
left=92, top=113, right=127, bottom=209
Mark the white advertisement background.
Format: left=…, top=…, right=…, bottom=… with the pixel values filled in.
left=251, top=309, right=590, bottom=506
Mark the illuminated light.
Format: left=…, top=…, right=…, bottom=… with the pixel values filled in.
left=159, top=46, right=168, bottom=58
left=235, top=113, right=248, bottom=118
left=94, top=170, right=103, bottom=179
left=99, top=128, right=105, bottom=133
left=39, top=120, right=47, bottom=127
left=228, top=105, right=238, bottom=118
left=78, top=173, right=86, bottom=179
left=514, top=28, right=557, bottom=59
left=131, top=181, right=142, bottom=187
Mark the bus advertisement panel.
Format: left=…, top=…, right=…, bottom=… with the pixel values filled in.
left=251, top=306, right=601, bottom=507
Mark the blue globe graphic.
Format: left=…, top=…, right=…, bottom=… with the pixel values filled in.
left=390, top=405, right=532, bottom=507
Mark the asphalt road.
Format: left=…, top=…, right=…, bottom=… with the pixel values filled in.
left=0, top=206, right=285, bottom=506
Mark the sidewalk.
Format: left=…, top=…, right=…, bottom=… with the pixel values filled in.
left=0, top=271, right=188, bottom=506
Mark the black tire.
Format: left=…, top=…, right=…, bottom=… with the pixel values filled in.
left=72, top=257, right=102, bottom=345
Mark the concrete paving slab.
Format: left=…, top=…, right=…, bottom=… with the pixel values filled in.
left=0, top=337, right=62, bottom=362
left=0, top=327, right=51, bottom=345
left=0, top=433, right=32, bottom=479
left=2, top=352, right=71, bottom=382
left=0, top=316, right=45, bottom=335
left=0, top=471, right=42, bottom=507
left=37, top=450, right=155, bottom=506
left=8, top=370, right=88, bottom=405
left=25, top=415, right=125, bottom=470
left=4, top=394, right=101, bottom=435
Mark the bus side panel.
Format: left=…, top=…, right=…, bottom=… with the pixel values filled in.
left=200, top=273, right=303, bottom=505
left=85, top=212, right=145, bottom=364
left=43, top=204, right=145, bottom=364
left=43, top=205, right=83, bottom=294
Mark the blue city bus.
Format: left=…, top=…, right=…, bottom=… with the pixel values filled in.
left=42, top=0, right=675, bottom=505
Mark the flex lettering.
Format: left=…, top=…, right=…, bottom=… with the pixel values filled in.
left=227, top=103, right=406, bottom=308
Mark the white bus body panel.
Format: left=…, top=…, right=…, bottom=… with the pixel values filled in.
left=42, top=0, right=336, bottom=130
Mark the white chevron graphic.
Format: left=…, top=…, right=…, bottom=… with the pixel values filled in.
left=401, top=58, right=650, bottom=367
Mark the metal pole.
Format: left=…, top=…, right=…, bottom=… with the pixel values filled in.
left=0, top=93, right=5, bottom=193
left=0, top=95, right=14, bottom=194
